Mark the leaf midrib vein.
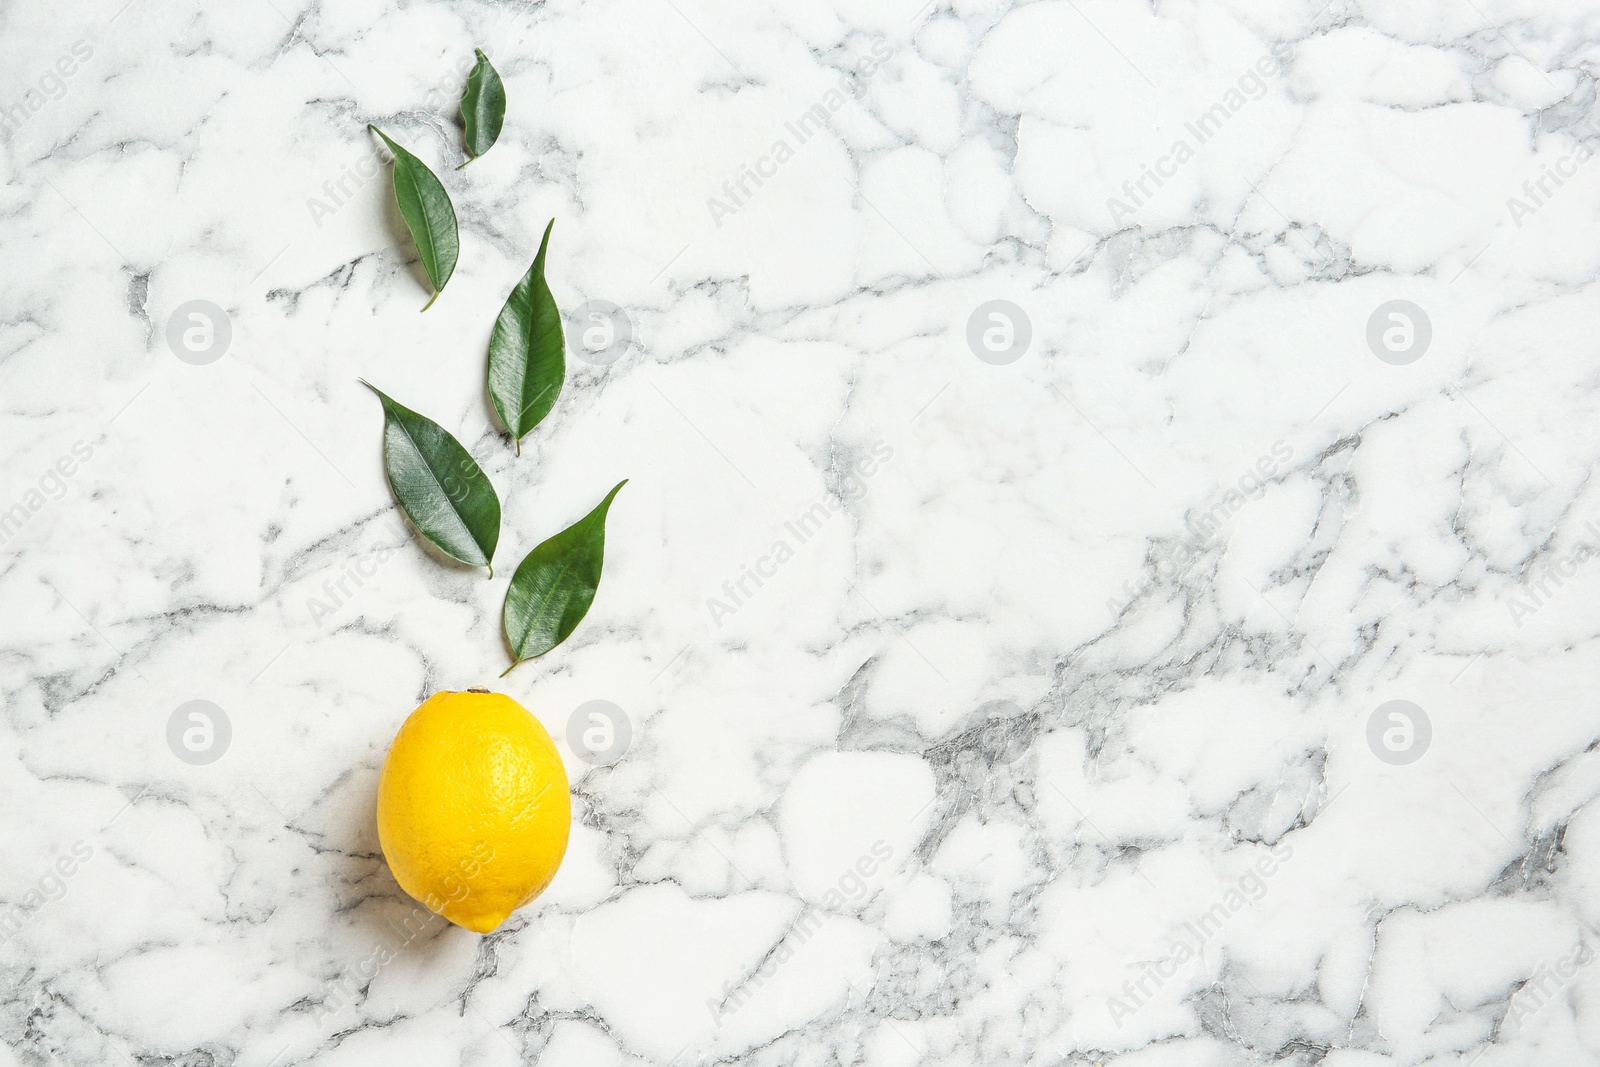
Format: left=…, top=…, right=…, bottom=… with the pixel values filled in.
left=396, top=160, right=437, bottom=281
left=513, top=554, right=578, bottom=660
left=392, top=414, right=485, bottom=560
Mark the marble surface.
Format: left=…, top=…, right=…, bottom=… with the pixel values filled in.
left=4, top=0, right=1600, bottom=1063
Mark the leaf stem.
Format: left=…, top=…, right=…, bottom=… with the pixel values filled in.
left=499, top=661, right=517, bottom=678
left=487, top=562, right=494, bottom=579
left=456, top=156, right=475, bottom=170
left=421, top=290, right=441, bottom=312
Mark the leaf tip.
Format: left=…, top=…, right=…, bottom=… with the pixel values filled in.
left=593, top=478, right=629, bottom=519
left=367, top=124, right=398, bottom=159
left=532, top=219, right=556, bottom=271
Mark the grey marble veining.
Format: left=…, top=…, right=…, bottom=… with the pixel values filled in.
left=3, top=0, right=1600, bottom=1064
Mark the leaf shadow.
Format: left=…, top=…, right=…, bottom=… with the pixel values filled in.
left=334, top=780, right=474, bottom=964
left=482, top=364, right=510, bottom=440
left=373, top=176, right=437, bottom=300
left=366, top=133, right=435, bottom=302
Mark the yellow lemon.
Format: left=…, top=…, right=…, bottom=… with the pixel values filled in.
left=376, top=689, right=570, bottom=933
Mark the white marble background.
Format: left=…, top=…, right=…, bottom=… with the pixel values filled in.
left=3, top=0, right=1600, bottom=1063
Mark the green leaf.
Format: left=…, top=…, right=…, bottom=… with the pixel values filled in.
left=458, top=48, right=506, bottom=167
left=363, top=381, right=500, bottom=574
left=368, top=125, right=460, bottom=310
left=487, top=220, right=564, bottom=453
left=501, top=480, right=627, bottom=675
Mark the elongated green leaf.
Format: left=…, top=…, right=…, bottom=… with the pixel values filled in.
left=364, top=381, right=500, bottom=573
left=368, top=125, right=459, bottom=310
left=488, top=220, right=564, bottom=452
left=501, top=480, right=627, bottom=675
left=458, top=48, right=505, bottom=167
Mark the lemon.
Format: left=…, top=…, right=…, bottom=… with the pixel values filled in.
left=376, top=689, right=570, bottom=933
